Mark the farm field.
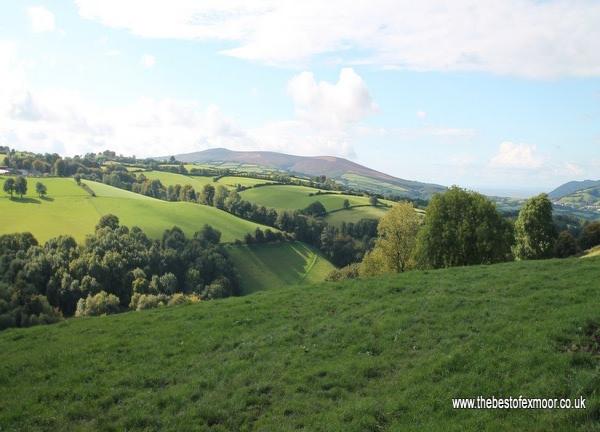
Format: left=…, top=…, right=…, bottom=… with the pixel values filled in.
left=1, top=257, right=599, bottom=430
left=217, top=176, right=275, bottom=188
left=0, top=177, right=268, bottom=243
left=239, top=184, right=381, bottom=212
left=141, top=171, right=216, bottom=190
left=324, top=205, right=389, bottom=226
left=227, top=241, right=335, bottom=293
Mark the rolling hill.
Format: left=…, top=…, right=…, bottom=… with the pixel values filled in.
left=548, top=180, right=600, bottom=199
left=1, top=257, right=599, bottom=430
left=0, top=176, right=269, bottom=243
left=168, top=148, right=446, bottom=199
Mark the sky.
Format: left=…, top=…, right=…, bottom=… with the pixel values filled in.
left=1, top=1, right=599, bottom=195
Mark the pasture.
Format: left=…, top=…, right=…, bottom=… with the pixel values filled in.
left=1, top=257, right=599, bottom=430
left=0, top=177, right=268, bottom=243
left=227, top=241, right=335, bottom=293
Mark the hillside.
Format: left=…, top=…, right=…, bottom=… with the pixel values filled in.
left=1, top=257, right=599, bottom=431
left=0, top=176, right=269, bottom=243
left=169, top=148, right=446, bottom=199
left=549, top=180, right=600, bottom=199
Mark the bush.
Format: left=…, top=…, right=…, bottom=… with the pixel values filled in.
left=580, top=221, right=600, bottom=250
left=75, top=291, right=121, bottom=317
left=325, top=263, right=361, bottom=281
left=554, top=231, right=578, bottom=258
left=167, top=293, right=201, bottom=306
left=129, top=293, right=168, bottom=311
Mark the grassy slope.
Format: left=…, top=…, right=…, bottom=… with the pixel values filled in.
left=1, top=258, right=599, bottom=431
left=227, top=242, right=335, bottom=293
left=0, top=177, right=268, bottom=243
left=142, top=171, right=217, bottom=190
left=239, top=185, right=377, bottom=212
left=582, top=246, right=600, bottom=258
left=324, top=206, right=389, bottom=226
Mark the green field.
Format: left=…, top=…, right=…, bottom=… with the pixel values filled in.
left=0, top=177, right=268, bottom=243
left=240, top=185, right=378, bottom=212
left=227, top=242, right=335, bottom=293
left=217, top=176, right=275, bottom=188
left=324, top=206, right=389, bottom=226
left=142, top=171, right=217, bottom=190
left=1, top=257, right=599, bottom=430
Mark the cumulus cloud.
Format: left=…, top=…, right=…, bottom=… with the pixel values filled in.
left=0, top=44, right=369, bottom=158
left=490, top=142, right=543, bottom=169
left=27, top=6, right=56, bottom=33
left=75, top=0, right=600, bottom=78
left=287, top=68, right=377, bottom=129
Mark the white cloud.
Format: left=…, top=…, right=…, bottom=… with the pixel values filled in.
left=75, top=0, right=600, bottom=78
left=490, top=142, right=543, bottom=169
left=27, top=6, right=56, bottom=33
left=416, top=110, right=427, bottom=119
left=563, top=162, right=583, bottom=176
left=141, top=54, right=156, bottom=68
left=287, top=68, right=376, bottom=130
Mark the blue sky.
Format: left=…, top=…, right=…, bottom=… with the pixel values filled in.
left=1, top=1, right=599, bottom=195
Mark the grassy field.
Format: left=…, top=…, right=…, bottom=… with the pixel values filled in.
left=142, top=171, right=217, bottom=190
left=582, top=246, right=600, bottom=258
left=324, top=206, right=389, bottom=226
left=217, top=176, right=275, bottom=188
left=239, top=185, right=379, bottom=212
left=227, top=242, right=335, bottom=293
left=1, top=257, right=599, bottom=431
left=0, top=177, right=268, bottom=243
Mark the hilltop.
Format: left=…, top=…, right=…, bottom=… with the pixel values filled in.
left=549, top=180, right=600, bottom=200
left=168, top=148, right=446, bottom=199
left=1, top=257, right=599, bottom=431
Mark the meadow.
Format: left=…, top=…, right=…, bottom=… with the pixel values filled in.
left=227, top=241, right=335, bottom=293
left=1, top=256, right=599, bottom=431
left=142, top=171, right=275, bottom=190
left=239, top=185, right=383, bottom=212
left=0, top=177, right=268, bottom=243
left=324, top=206, right=389, bottom=227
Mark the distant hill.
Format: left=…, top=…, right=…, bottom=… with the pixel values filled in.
left=548, top=179, right=600, bottom=199
left=168, top=148, right=446, bottom=199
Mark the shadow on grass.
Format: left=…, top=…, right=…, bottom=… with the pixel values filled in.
left=40, top=196, right=54, bottom=202
left=10, top=197, right=41, bottom=204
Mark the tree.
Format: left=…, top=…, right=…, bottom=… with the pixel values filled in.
left=14, top=176, right=27, bottom=198
left=579, top=221, right=600, bottom=250
left=74, top=174, right=81, bottom=185
left=35, top=182, right=47, bottom=198
left=513, top=194, right=556, bottom=260
left=416, top=186, right=513, bottom=268
left=96, top=214, right=120, bottom=231
left=213, top=185, right=229, bottom=209
left=554, top=231, right=578, bottom=258
left=361, top=202, right=421, bottom=275
left=343, top=199, right=350, bottom=209
left=200, top=184, right=215, bottom=206
left=3, top=177, right=15, bottom=198
left=303, top=201, right=327, bottom=217
left=369, top=196, right=379, bottom=206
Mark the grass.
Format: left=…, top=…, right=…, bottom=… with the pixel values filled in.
left=239, top=185, right=379, bottom=212
left=227, top=241, right=335, bottom=293
left=0, top=177, right=269, bottom=243
left=217, top=176, right=275, bottom=188
left=142, top=171, right=217, bottom=190
left=582, top=246, right=600, bottom=258
left=1, top=257, right=599, bottom=431
left=324, top=206, right=389, bottom=226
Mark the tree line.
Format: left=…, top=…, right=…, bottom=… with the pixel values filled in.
left=2, top=176, right=47, bottom=199
left=329, top=187, right=600, bottom=280
left=0, top=215, right=239, bottom=330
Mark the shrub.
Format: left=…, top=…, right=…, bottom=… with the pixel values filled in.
left=129, top=293, right=167, bottom=311
left=554, top=231, right=578, bottom=258
left=325, top=263, right=361, bottom=281
left=75, top=291, right=121, bottom=317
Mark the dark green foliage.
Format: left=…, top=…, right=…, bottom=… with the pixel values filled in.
left=579, top=221, right=600, bottom=250
left=513, top=194, right=557, bottom=260
left=302, top=201, right=327, bottom=217
left=1, top=257, right=599, bottom=430
left=369, top=195, right=378, bottom=206
left=416, top=186, right=513, bottom=268
left=14, top=176, right=27, bottom=198
left=2, top=177, right=15, bottom=197
left=35, top=181, right=47, bottom=198
left=554, top=231, right=578, bottom=258
left=0, top=217, right=239, bottom=329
